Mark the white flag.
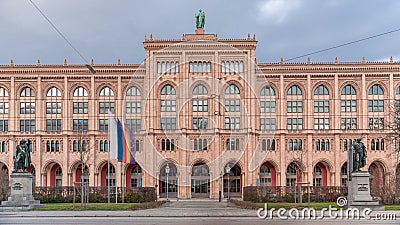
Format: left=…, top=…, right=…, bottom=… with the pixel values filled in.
left=108, top=113, right=118, bottom=160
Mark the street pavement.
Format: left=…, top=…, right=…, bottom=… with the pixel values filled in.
left=0, top=199, right=398, bottom=224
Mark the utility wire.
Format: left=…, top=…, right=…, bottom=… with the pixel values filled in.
left=28, top=0, right=96, bottom=73
left=285, top=28, right=400, bottom=62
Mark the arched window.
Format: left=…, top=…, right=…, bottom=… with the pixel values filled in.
left=0, top=87, right=9, bottom=118
left=225, top=84, right=240, bottom=94
left=368, top=84, right=384, bottom=95
left=20, top=87, right=35, bottom=97
left=73, top=86, right=88, bottom=97
left=314, top=85, right=329, bottom=95
left=396, top=86, right=400, bottom=95
left=371, top=139, right=375, bottom=150
left=46, top=87, right=61, bottom=97
left=341, top=85, right=356, bottom=95
left=130, top=165, right=142, bottom=187
left=261, top=85, right=275, bottom=96
left=0, top=87, right=9, bottom=97
left=99, top=86, right=114, bottom=97
left=343, top=139, right=347, bottom=151
left=160, top=84, right=176, bottom=95
left=313, top=165, right=322, bottom=186
left=55, top=166, right=62, bottom=186
left=192, top=84, right=208, bottom=95
left=316, top=139, right=320, bottom=151
left=126, top=86, right=141, bottom=96
left=326, top=139, right=330, bottom=151
left=287, top=85, right=302, bottom=95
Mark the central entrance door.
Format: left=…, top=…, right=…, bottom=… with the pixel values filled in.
left=191, top=163, right=210, bottom=198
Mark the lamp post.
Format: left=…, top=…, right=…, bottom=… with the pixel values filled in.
left=225, top=164, right=231, bottom=206
left=219, top=172, right=222, bottom=202
left=165, top=163, right=170, bottom=206
left=176, top=172, right=179, bottom=202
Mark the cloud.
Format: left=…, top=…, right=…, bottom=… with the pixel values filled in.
left=257, top=0, right=302, bottom=24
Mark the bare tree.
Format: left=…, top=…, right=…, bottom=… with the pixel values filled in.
left=73, top=124, right=93, bottom=207
left=287, top=139, right=308, bottom=204
left=383, top=100, right=400, bottom=203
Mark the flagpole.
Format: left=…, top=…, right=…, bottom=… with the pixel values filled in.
left=116, top=160, right=118, bottom=204
left=107, top=113, right=111, bottom=205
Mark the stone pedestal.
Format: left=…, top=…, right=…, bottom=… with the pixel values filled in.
left=195, top=28, right=204, bottom=34
left=0, top=172, right=45, bottom=211
left=348, top=171, right=384, bottom=210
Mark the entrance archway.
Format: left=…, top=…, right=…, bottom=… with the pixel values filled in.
left=259, top=161, right=276, bottom=186
left=313, top=162, right=327, bottom=186
left=368, top=161, right=385, bottom=195
left=126, top=163, right=142, bottom=187
left=223, top=163, right=242, bottom=197
left=0, top=162, right=9, bottom=188
left=159, top=162, right=178, bottom=198
left=191, top=162, right=210, bottom=198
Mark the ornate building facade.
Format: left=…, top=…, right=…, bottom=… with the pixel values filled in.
left=0, top=30, right=399, bottom=199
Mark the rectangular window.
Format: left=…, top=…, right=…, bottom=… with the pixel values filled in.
left=314, top=118, right=330, bottom=130
left=287, top=101, right=303, bottom=113
left=126, top=101, right=141, bottom=114
left=260, top=101, right=276, bottom=113
left=287, top=118, right=303, bottom=130
left=73, top=102, right=88, bottom=114
left=46, top=102, right=61, bottom=114
left=192, top=99, right=208, bottom=112
left=226, top=138, right=240, bottom=151
left=368, top=100, right=384, bottom=112
left=314, top=101, right=329, bottom=113
left=260, top=118, right=276, bottom=130
left=341, top=100, right=357, bottom=112
left=161, top=117, right=176, bottom=130
left=20, top=102, right=35, bottom=114
left=20, top=119, right=35, bottom=132
left=99, top=102, right=115, bottom=114
left=160, top=100, right=176, bottom=112
left=46, top=119, right=62, bottom=131
left=341, top=118, right=357, bottom=130
left=224, top=117, right=240, bottom=130
left=73, top=119, right=88, bottom=131
left=126, top=119, right=141, bottom=131
left=99, top=119, right=108, bottom=131
left=192, top=117, right=209, bottom=130
left=161, top=139, right=175, bottom=151
left=0, top=102, right=9, bottom=114
left=369, top=118, right=384, bottom=130
left=0, top=120, right=8, bottom=132
left=224, top=99, right=240, bottom=112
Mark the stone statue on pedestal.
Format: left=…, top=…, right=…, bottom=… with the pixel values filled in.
left=351, top=137, right=367, bottom=172
left=13, top=139, right=32, bottom=173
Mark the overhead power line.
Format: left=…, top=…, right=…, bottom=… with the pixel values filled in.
left=28, top=0, right=96, bottom=73
left=285, top=27, right=400, bottom=62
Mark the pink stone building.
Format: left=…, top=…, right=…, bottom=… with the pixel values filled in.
left=0, top=31, right=398, bottom=199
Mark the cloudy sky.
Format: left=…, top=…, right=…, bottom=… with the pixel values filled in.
left=1, top=0, right=400, bottom=65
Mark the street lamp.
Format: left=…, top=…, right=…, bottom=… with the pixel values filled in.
left=165, top=163, right=170, bottom=206
left=176, top=172, right=179, bottom=202
left=225, top=164, right=231, bottom=206
left=219, top=172, right=223, bottom=202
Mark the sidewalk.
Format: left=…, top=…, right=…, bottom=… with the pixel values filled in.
left=0, top=200, right=399, bottom=218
